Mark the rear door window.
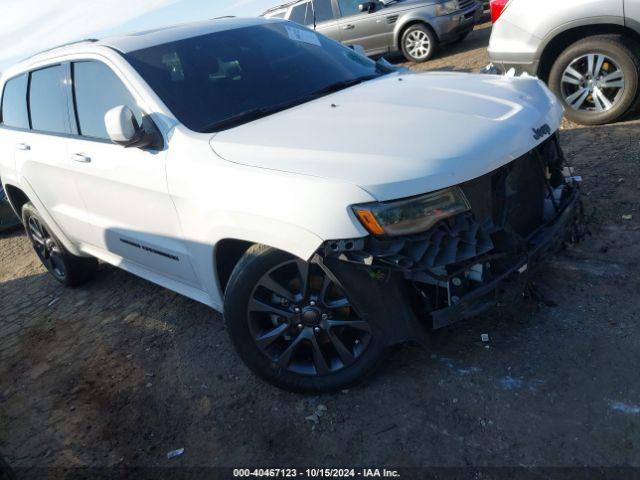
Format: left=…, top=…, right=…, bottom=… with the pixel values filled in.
left=289, top=3, right=310, bottom=24
left=314, top=0, right=336, bottom=22
left=1, top=74, right=29, bottom=129
left=29, top=65, right=73, bottom=134
left=72, top=61, right=141, bottom=140
left=291, top=1, right=335, bottom=25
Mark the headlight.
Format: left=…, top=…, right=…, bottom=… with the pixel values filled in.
left=435, top=0, right=458, bottom=16
left=352, top=186, right=471, bottom=236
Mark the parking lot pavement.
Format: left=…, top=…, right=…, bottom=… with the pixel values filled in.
left=1, top=23, right=640, bottom=473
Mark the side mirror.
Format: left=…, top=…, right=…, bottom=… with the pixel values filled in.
left=358, top=1, right=376, bottom=13
left=105, top=105, right=162, bottom=150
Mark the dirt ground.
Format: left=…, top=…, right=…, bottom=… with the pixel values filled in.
left=1, top=22, right=640, bottom=477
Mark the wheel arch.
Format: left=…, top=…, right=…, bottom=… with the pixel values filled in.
left=214, top=238, right=255, bottom=296
left=3, top=183, right=30, bottom=220
left=538, top=24, right=640, bottom=81
left=395, top=19, right=438, bottom=51
left=3, top=180, right=84, bottom=256
left=207, top=221, right=325, bottom=303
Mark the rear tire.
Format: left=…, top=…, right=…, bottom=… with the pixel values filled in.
left=401, top=24, right=438, bottom=63
left=223, top=244, right=386, bottom=393
left=22, top=202, right=98, bottom=287
left=548, top=35, right=640, bottom=125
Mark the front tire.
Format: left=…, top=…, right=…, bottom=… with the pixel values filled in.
left=223, top=245, right=386, bottom=393
left=548, top=35, right=640, bottom=125
left=401, top=24, right=438, bottom=63
left=22, top=202, right=98, bottom=287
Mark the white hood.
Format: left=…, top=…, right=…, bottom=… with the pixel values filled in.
left=210, top=72, right=563, bottom=201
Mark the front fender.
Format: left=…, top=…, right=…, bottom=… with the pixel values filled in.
left=185, top=215, right=325, bottom=308
left=393, top=10, right=436, bottom=48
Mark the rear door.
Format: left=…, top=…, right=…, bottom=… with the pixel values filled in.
left=15, top=65, right=93, bottom=242
left=288, top=0, right=341, bottom=41
left=66, top=59, right=200, bottom=287
left=0, top=74, right=30, bottom=188
left=335, top=0, right=391, bottom=54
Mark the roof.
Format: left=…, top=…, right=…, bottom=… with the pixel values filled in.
left=98, top=17, right=274, bottom=54
left=16, top=17, right=276, bottom=67
left=1, top=17, right=283, bottom=79
left=262, top=0, right=300, bottom=15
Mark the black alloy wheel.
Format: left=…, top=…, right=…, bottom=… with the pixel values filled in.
left=27, top=215, right=68, bottom=281
left=224, top=245, right=386, bottom=392
left=247, top=257, right=372, bottom=376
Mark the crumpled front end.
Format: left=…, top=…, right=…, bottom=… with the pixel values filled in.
left=320, top=134, right=584, bottom=342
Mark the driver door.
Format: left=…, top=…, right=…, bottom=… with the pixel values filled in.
left=335, top=0, right=392, bottom=55
left=65, top=60, right=200, bottom=287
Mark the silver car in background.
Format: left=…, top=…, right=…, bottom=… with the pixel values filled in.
left=263, top=0, right=484, bottom=62
left=488, top=0, right=640, bottom=125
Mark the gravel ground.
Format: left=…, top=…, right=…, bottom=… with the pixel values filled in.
left=1, top=22, right=640, bottom=476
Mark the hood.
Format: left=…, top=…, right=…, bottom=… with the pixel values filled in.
left=210, top=72, right=564, bottom=201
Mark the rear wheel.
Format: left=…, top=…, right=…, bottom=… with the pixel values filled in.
left=401, top=24, right=438, bottom=63
left=548, top=35, right=640, bottom=125
left=22, top=202, right=98, bottom=287
left=223, top=245, right=386, bottom=392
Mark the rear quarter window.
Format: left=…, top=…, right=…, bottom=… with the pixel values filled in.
left=1, top=74, right=30, bottom=129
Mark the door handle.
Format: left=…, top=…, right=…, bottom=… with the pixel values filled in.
left=71, top=153, right=91, bottom=163
left=342, top=24, right=355, bottom=30
left=16, top=143, right=30, bottom=151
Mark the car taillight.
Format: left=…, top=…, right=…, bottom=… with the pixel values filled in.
left=489, top=0, right=510, bottom=23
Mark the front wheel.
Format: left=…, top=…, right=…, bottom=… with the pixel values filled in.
left=223, top=245, right=386, bottom=393
left=401, top=24, right=438, bottom=63
left=548, top=35, right=640, bottom=125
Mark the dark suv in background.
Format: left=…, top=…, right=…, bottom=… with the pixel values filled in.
left=263, top=0, right=483, bottom=62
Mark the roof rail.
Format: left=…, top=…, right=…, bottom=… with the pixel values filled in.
left=23, top=38, right=100, bottom=61
left=210, top=15, right=236, bottom=19
left=262, top=0, right=300, bottom=15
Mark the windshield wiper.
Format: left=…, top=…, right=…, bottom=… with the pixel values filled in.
left=200, top=74, right=382, bottom=133
left=201, top=106, right=280, bottom=133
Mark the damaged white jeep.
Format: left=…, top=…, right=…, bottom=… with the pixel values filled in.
left=0, top=18, right=583, bottom=392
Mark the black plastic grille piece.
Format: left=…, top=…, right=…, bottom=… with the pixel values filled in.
left=365, top=213, right=495, bottom=270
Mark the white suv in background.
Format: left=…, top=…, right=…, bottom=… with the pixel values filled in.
left=488, top=0, right=640, bottom=125
left=0, top=18, right=582, bottom=392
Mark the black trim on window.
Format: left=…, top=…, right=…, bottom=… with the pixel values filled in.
left=69, top=63, right=82, bottom=135
left=26, top=72, right=33, bottom=129
left=63, top=63, right=79, bottom=136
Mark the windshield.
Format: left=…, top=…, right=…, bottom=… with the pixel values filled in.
left=124, top=21, right=385, bottom=132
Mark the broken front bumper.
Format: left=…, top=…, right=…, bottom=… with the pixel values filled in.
left=321, top=135, right=583, bottom=342
left=429, top=186, right=581, bottom=328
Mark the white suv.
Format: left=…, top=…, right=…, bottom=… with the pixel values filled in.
left=0, top=18, right=582, bottom=392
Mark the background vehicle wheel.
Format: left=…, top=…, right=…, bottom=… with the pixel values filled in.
left=22, top=203, right=98, bottom=287
left=401, top=24, right=438, bottom=63
left=223, top=245, right=386, bottom=393
left=548, top=35, right=640, bottom=125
